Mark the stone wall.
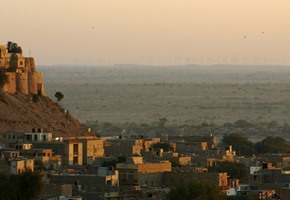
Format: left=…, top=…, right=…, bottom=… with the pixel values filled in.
left=36, top=72, right=46, bottom=96
left=137, top=162, right=171, bottom=173
left=0, top=44, right=46, bottom=96
left=3, top=72, right=16, bottom=94
left=16, top=72, right=29, bottom=94
left=28, top=72, right=38, bottom=94
left=2, top=71, right=46, bottom=96
left=25, top=57, right=35, bottom=72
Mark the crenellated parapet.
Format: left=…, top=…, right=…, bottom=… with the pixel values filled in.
left=0, top=42, right=46, bottom=95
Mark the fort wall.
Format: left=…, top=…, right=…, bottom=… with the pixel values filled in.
left=36, top=72, right=46, bottom=96
left=0, top=43, right=45, bottom=96
left=25, top=57, right=35, bottom=72
left=3, top=72, right=16, bottom=94
left=16, top=72, right=29, bottom=94
left=28, top=72, right=38, bottom=94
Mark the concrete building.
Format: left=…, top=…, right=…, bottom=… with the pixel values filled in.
left=81, top=138, right=104, bottom=165
left=104, top=137, right=160, bottom=157
left=0, top=130, right=25, bottom=147
left=40, top=184, right=73, bottom=200
left=164, top=168, right=229, bottom=191
left=0, top=128, right=52, bottom=147
left=33, top=139, right=83, bottom=166
left=1, top=150, right=20, bottom=161
left=142, top=148, right=192, bottom=167
left=116, top=157, right=171, bottom=188
left=24, top=128, right=53, bottom=142
left=50, top=168, right=119, bottom=199
left=221, top=145, right=236, bottom=161
left=10, top=156, right=34, bottom=174
left=15, top=143, right=33, bottom=150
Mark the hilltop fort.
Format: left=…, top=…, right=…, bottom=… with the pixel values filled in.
left=0, top=41, right=84, bottom=135
left=0, top=41, right=45, bottom=95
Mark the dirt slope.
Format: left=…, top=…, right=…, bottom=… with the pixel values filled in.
left=0, top=89, right=85, bottom=136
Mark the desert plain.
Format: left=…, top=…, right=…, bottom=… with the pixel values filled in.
left=39, top=65, right=290, bottom=129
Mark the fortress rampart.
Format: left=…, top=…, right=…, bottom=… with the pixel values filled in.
left=0, top=43, right=46, bottom=95
left=3, top=72, right=16, bottom=93
left=25, top=57, right=36, bottom=72
left=28, top=72, right=38, bottom=94
left=16, top=72, right=29, bottom=94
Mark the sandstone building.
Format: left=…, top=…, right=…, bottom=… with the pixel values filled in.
left=0, top=42, right=45, bottom=95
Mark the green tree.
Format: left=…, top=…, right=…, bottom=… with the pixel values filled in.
left=168, top=180, right=226, bottom=200
left=101, top=155, right=126, bottom=168
left=0, top=171, right=42, bottom=200
left=222, top=133, right=255, bottom=156
left=7, top=41, right=22, bottom=53
left=209, top=161, right=248, bottom=181
left=54, top=91, right=64, bottom=102
left=223, top=122, right=234, bottom=128
left=234, top=120, right=253, bottom=128
left=254, top=136, right=290, bottom=154
left=158, top=117, right=167, bottom=130
left=102, top=122, right=113, bottom=131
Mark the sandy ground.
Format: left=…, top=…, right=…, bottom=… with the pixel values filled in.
left=40, top=65, right=290, bottom=126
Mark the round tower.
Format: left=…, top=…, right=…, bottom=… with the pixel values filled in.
left=36, top=72, right=46, bottom=96
left=16, top=72, right=29, bottom=94
left=28, top=72, right=38, bottom=94
left=25, top=57, right=35, bottom=72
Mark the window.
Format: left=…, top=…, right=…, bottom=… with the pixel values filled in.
left=13, top=135, right=15, bottom=139
left=25, top=135, right=32, bottom=141
left=73, top=144, right=78, bottom=155
left=34, top=135, right=38, bottom=141
left=20, top=61, right=23, bottom=65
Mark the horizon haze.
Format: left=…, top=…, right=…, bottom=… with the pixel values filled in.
left=1, top=0, right=290, bottom=65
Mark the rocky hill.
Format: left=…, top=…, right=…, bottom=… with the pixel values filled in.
left=0, top=42, right=89, bottom=136
left=0, top=89, right=86, bottom=136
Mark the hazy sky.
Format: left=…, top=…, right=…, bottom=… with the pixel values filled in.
left=1, top=0, right=290, bottom=65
